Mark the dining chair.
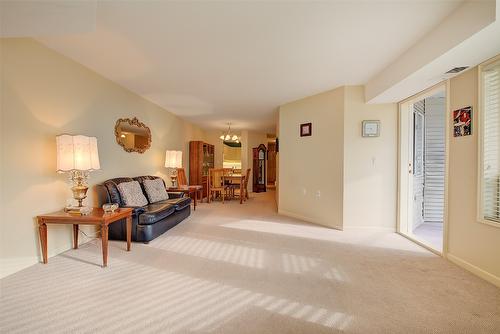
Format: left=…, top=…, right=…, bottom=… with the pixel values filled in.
left=208, top=168, right=229, bottom=203
left=243, top=168, right=251, bottom=201
left=226, top=169, right=241, bottom=199
left=230, top=168, right=250, bottom=201
left=176, top=168, right=188, bottom=187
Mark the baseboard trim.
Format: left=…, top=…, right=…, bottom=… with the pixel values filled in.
left=446, top=253, right=500, bottom=288
left=278, top=209, right=342, bottom=230
left=343, top=226, right=396, bottom=232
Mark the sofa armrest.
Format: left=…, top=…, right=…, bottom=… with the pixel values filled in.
left=167, top=192, right=185, bottom=199
left=122, top=206, right=146, bottom=216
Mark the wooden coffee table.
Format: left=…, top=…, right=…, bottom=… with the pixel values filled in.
left=36, top=208, right=133, bottom=267
left=168, top=185, right=203, bottom=210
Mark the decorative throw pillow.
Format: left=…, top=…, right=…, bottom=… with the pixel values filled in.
left=143, top=178, right=169, bottom=203
left=117, top=181, right=148, bottom=207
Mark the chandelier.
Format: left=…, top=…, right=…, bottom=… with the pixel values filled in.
left=219, top=123, right=240, bottom=143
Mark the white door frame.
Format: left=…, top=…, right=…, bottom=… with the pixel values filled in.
left=397, top=82, right=449, bottom=256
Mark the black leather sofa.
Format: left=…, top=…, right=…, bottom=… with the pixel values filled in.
left=99, top=175, right=191, bottom=243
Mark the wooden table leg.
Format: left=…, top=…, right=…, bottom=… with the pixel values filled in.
left=193, top=190, right=197, bottom=210
left=38, top=220, right=48, bottom=264
left=73, top=224, right=79, bottom=249
left=126, top=216, right=131, bottom=252
left=240, top=179, right=244, bottom=204
left=101, top=224, right=109, bottom=267
left=246, top=177, right=249, bottom=200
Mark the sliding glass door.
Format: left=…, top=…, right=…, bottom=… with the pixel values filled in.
left=398, top=85, right=446, bottom=253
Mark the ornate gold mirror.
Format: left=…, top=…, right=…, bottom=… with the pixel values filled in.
left=114, top=117, right=152, bottom=153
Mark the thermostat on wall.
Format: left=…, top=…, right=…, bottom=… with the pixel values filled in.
left=362, top=120, right=380, bottom=137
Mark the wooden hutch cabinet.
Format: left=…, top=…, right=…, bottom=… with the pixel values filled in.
left=253, top=144, right=267, bottom=193
left=189, top=141, right=214, bottom=198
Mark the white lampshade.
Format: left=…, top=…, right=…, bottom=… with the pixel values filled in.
left=165, top=150, right=182, bottom=168
left=219, top=134, right=225, bottom=140
left=56, top=134, right=100, bottom=172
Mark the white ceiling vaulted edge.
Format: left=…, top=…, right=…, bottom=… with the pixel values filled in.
left=1, top=0, right=475, bottom=132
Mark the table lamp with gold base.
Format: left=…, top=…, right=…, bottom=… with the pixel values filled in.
left=56, top=134, right=100, bottom=215
left=165, top=150, right=182, bottom=187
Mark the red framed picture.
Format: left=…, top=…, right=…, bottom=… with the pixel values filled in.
left=300, top=123, right=312, bottom=137
left=453, top=106, right=472, bottom=137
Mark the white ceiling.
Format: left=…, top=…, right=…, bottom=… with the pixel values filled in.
left=366, top=0, right=499, bottom=103
left=2, top=1, right=466, bottom=132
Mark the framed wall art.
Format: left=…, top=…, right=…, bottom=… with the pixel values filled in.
left=300, top=123, right=312, bottom=137
left=453, top=106, right=472, bottom=137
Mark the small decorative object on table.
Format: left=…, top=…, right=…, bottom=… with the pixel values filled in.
left=102, top=203, right=119, bottom=213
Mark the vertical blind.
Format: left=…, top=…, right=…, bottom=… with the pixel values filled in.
left=423, top=97, right=445, bottom=223
left=413, top=101, right=425, bottom=228
left=481, top=59, right=500, bottom=224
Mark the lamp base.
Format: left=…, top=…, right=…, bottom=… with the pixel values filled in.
left=170, top=175, right=178, bottom=188
left=70, top=170, right=89, bottom=207
left=64, top=206, right=92, bottom=215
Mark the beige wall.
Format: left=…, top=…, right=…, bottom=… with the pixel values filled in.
left=205, top=130, right=225, bottom=169
left=447, top=66, right=500, bottom=284
left=278, top=87, right=345, bottom=229
left=0, top=39, right=205, bottom=278
left=278, top=86, right=397, bottom=230
left=343, top=86, right=397, bottom=229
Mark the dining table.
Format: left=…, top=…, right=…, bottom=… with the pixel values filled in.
left=225, top=174, right=246, bottom=204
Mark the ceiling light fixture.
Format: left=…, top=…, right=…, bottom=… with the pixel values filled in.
left=219, top=122, right=240, bottom=143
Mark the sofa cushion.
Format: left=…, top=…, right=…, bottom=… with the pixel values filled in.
left=139, top=202, right=176, bottom=225
left=117, top=181, right=148, bottom=207
left=103, top=177, right=134, bottom=206
left=133, top=175, right=165, bottom=190
left=143, top=178, right=169, bottom=203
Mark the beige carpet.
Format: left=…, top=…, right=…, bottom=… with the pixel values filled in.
left=1, top=191, right=499, bottom=333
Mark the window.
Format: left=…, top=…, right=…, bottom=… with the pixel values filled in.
left=480, top=58, right=500, bottom=225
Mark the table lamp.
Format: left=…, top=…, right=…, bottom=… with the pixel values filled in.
left=56, top=134, right=100, bottom=212
left=165, top=150, right=182, bottom=187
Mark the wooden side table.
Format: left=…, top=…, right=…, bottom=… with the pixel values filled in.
left=36, top=208, right=133, bottom=267
left=167, top=185, right=203, bottom=210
